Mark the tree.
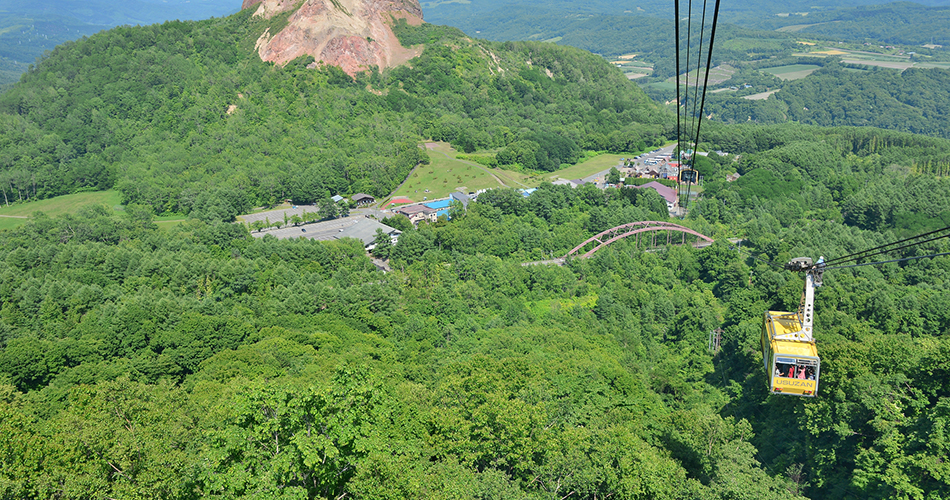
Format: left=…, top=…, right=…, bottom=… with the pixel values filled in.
left=319, top=197, right=339, bottom=220
left=382, top=215, right=413, bottom=233
left=607, top=167, right=621, bottom=185
left=371, top=229, right=393, bottom=260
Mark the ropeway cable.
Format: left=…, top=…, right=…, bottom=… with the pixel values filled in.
left=819, top=251, right=950, bottom=272
left=673, top=0, right=723, bottom=214
left=821, top=226, right=950, bottom=266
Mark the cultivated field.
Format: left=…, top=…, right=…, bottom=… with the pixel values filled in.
left=762, top=64, right=821, bottom=80
left=744, top=90, right=781, bottom=101
left=840, top=58, right=914, bottom=70
left=609, top=57, right=652, bottom=79
left=673, top=65, right=735, bottom=86
left=778, top=22, right=836, bottom=33
left=796, top=47, right=917, bottom=71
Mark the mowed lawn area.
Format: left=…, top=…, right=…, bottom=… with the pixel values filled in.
left=0, top=190, right=188, bottom=231
left=762, top=64, right=821, bottom=80
left=0, top=191, right=123, bottom=231
left=387, top=143, right=534, bottom=203
left=544, top=152, right=637, bottom=181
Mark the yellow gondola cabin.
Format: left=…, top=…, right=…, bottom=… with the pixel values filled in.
left=761, top=258, right=823, bottom=397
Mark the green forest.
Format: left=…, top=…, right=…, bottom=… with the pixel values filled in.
left=698, top=61, right=950, bottom=140
left=3, top=3, right=950, bottom=499
left=2, top=123, right=950, bottom=497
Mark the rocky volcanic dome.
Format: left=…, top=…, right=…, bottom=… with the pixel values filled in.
left=242, top=0, right=425, bottom=76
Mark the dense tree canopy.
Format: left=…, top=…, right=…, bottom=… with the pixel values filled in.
left=1, top=123, right=950, bottom=497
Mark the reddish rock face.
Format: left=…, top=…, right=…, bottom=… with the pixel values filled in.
left=247, top=0, right=425, bottom=76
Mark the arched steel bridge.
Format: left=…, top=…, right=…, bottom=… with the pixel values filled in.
left=566, top=221, right=714, bottom=259
left=524, top=221, right=715, bottom=266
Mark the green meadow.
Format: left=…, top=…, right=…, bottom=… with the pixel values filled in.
left=0, top=191, right=123, bottom=231
left=387, top=143, right=534, bottom=203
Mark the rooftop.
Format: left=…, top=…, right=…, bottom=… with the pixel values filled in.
left=336, top=218, right=401, bottom=246
left=633, top=181, right=677, bottom=204
left=396, top=204, right=436, bottom=215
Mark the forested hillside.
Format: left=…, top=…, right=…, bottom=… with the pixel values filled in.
left=751, top=1, right=950, bottom=45
left=0, top=0, right=238, bottom=87
left=424, top=7, right=799, bottom=79
left=699, top=61, right=950, bottom=140
left=2, top=123, right=950, bottom=497
left=0, top=11, right=667, bottom=220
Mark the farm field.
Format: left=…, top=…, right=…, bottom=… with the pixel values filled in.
left=776, top=22, right=834, bottom=33
left=0, top=191, right=124, bottom=231
left=648, top=81, right=676, bottom=92
left=673, top=64, right=735, bottom=86
left=744, top=89, right=780, bottom=100
left=795, top=48, right=919, bottom=71
left=762, top=63, right=821, bottom=80
left=609, top=57, right=652, bottom=79
left=840, top=58, right=914, bottom=70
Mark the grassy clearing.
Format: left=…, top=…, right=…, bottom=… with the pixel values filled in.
left=762, top=64, right=821, bottom=80
left=0, top=190, right=123, bottom=218
left=0, top=191, right=192, bottom=231
left=527, top=294, right=597, bottom=317
left=155, top=220, right=187, bottom=230
left=0, top=218, right=25, bottom=231
left=545, top=153, right=635, bottom=181
left=0, top=191, right=124, bottom=230
left=388, top=143, right=530, bottom=203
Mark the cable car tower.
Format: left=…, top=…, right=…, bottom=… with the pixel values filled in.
left=761, top=257, right=824, bottom=396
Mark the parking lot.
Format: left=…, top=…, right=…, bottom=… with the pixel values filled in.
left=249, top=214, right=367, bottom=241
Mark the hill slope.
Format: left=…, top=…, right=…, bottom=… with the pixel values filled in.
left=0, top=7, right=668, bottom=220
left=0, top=0, right=240, bottom=87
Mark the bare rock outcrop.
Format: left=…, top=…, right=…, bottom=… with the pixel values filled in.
left=243, top=0, right=424, bottom=76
